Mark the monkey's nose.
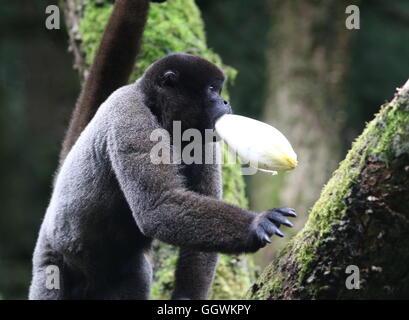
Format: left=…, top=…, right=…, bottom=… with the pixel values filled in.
left=223, top=100, right=232, bottom=113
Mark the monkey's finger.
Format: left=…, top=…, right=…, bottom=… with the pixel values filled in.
left=274, top=228, right=284, bottom=237
left=272, top=207, right=297, bottom=218
left=260, top=220, right=274, bottom=236
left=255, top=228, right=271, bottom=246
left=267, top=211, right=294, bottom=228
left=261, top=221, right=284, bottom=238
left=256, top=223, right=280, bottom=243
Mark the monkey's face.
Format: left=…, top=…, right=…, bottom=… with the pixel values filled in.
left=160, top=74, right=231, bottom=133
left=144, top=54, right=232, bottom=135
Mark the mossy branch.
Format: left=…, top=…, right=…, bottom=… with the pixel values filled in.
left=248, top=80, right=409, bottom=299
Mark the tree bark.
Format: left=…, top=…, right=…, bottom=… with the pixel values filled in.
left=62, top=0, right=253, bottom=299
left=249, top=0, right=359, bottom=260
left=248, top=80, right=409, bottom=299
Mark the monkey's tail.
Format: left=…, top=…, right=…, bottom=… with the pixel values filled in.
left=59, top=0, right=151, bottom=164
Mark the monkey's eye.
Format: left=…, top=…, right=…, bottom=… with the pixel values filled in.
left=209, top=85, right=220, bottom=94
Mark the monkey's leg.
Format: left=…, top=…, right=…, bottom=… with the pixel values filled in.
left=93, top=251, right=153, bottom=300
left=171, top=248, right=218, bottom=300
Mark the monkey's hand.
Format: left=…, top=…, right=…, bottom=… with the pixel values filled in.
left=250, top=207, right=296, bottom=251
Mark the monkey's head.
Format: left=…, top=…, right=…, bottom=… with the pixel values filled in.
left=140, top=53, right=232, bottom=135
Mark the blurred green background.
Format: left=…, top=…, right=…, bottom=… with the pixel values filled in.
left=0, top=0, right=408, bottom=299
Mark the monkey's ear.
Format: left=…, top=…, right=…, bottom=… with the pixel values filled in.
left=159, top=71, right=178, bottom=87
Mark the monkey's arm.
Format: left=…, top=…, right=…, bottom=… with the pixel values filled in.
left=110, top=154, right=257, bottom=253
left=60, top=0, right=151, bottom=163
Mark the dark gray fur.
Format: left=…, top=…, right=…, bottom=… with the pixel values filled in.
left=29, top=54, right=295, bottom=300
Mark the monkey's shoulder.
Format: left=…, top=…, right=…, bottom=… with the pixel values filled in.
left=100, top=82, right=147, bottom=115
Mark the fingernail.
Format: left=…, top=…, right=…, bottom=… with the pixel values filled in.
left=263, top=234, right=272, bottom=243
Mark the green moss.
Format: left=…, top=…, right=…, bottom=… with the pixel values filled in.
left=263, top=273, right=285, bottom=298
left=79, top=0, right=236, bottom=88
left=247, top=266, right=285, bottom=300
left=365, top=100, right=409, bottom=160
left=150, top=242, right=178, bottom=299
left=210, top=254, right=255, bottom=300
left=77, top=0, right=250, bottom=299
left=292, top=96, right=409, bottom=283
left=295, top=106, right=409, bottom=298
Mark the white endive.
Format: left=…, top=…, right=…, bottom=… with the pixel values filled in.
left=215, top=114, right=298, bottom=174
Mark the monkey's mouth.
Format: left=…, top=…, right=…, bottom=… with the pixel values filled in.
left=212, top=109, right=232, bottom=127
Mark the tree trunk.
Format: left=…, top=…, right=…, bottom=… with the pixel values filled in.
left=248, top=80, right=409, bottom=299
left=62, top=0, right=253, bottom=299
left=249, top=0, right=359, bottom=263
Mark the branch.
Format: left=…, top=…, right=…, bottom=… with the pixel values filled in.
left=248, top=80, right=409, bottom=299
